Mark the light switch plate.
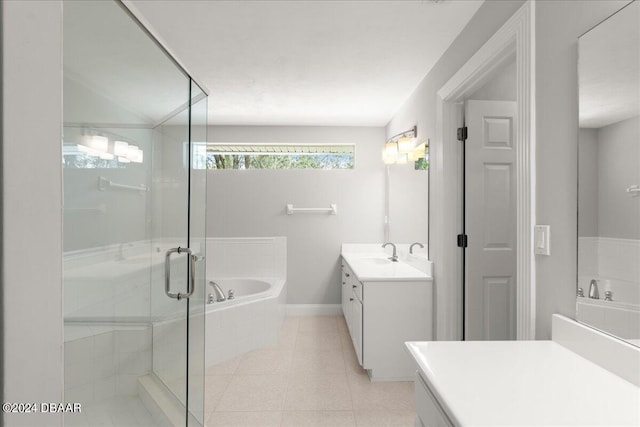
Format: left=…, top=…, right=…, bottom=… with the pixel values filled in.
left=534, top=225, right=551, bottom=256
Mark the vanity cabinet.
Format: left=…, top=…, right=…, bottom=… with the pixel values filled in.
left=415, top=372, right=453, bottom=427
left=341, top=256, right=433, bottom=381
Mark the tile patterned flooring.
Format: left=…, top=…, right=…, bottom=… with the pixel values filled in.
left=205, top=315, right=416, bottom=427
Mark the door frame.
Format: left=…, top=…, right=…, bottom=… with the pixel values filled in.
left=432, top=1, right=536, bottom=340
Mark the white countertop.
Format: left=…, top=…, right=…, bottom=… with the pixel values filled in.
left=406, top=340, right=640, bottom=426
left=341, top=244, right=431, bottom=282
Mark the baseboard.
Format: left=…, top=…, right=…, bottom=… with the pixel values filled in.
left=286, top=304, right=342, bottom=316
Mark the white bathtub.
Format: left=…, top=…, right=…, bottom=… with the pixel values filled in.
left=209, top=278, right=271, bottom=302
left=204, top=276, right=286, bottom=368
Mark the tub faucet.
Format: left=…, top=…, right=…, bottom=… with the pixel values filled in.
left=588, top=279, right=599, bottom=299
left=382, top=242, right=398, bottom=262
left=209, top=281, right=226, bottom=302
left=409, top=242, right=424, bottom=254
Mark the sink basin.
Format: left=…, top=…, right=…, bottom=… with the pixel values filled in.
left=360, top=257, right=393, bottom=265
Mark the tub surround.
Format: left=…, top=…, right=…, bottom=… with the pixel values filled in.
left=577, top=236, right=640, bottom=342
left=341, top=244, right=433, bottom=381
left=204, top=237, right=287, bottom=368
left=406, top=315, right=640, bottom=426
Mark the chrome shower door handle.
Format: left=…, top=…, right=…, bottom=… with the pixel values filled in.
left=165, top=247, right=195, bottom=300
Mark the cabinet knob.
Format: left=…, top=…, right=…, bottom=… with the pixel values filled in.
left=352, top=285, right=356, bottom=289
left=350, top=298, right=354, bottom=301
left=345, top=273, right=350, bottom=277
left=342, top=281, right=346, bottom=285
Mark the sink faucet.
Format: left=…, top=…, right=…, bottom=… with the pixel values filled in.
left=409, top=242, right=424, bottom=254
left=382, top=242, right=398, bottom=262
left=209, top=281, right=226, bottom=302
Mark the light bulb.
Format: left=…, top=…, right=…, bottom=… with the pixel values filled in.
left=397, top=136, right=415, bottom=153
left=90, top=135, right=108, bottom=152
left=114, top=141, right=129, bottom=157
left=382, top=141, right=398, bottom=165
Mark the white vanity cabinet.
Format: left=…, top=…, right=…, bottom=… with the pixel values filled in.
left=340, top=262, right=353, bottom=334
left=341, top=256, right=433, bottom=381
left=414, top=372, right=453, bottom=427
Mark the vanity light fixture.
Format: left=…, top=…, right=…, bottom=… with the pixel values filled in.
left=89, top=135, right=109, bottom=152
left=383, top=126, right=427, bottom=165
left=114, top=140, right=129, bottom=157
left=75, top=130, right=144, bottom=164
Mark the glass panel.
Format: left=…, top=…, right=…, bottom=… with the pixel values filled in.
left=62, top=1, right=206, bottom=424
left=150, top=105, right=190, bottom=408
left=188, top=81, right=208, bottom=426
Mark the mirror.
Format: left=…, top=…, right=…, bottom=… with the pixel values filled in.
left=386, top=157, right=429, bottom=250
left=577, top=0, right=640, bottom=346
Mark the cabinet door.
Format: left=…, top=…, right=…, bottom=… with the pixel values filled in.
left=341, top=270, right=352, bottom=331
left=351, top=297, right=363, bottom=365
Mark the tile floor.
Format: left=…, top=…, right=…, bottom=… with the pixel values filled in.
left=205, top=315, right=416, bottom=427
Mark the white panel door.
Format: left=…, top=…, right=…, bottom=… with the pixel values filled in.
left=465, top=100, right=517, bottom=340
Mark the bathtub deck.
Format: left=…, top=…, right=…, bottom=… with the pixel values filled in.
left=204, top=315, right=415, bottom=426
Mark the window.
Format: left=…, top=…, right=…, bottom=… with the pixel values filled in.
left=204, top=143, right=355, bottom=170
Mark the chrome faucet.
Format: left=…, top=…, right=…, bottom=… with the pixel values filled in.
left=409, top=242, right=424, bottom=254
left=209, top=281, right=226, bottom=302
left=382, top=242, right=398, bottom=262
left=604, top=290, right=613, bottom=301
left=588, top=279, right=599, bottom=299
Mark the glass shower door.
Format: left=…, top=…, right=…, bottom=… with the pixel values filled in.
left=150, top=82, right=207, bottom=425
left=62, top=1, right=206, bottom=425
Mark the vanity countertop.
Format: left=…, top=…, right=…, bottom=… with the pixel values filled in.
left=341, top=244, right=432, bottom=282
left=406, top=339, right=640, bottom=426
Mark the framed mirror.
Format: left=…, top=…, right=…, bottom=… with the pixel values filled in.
left=577, top=0, right=640, bottom=346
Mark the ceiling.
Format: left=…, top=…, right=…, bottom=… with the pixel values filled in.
left=579, top=1, right=639, bottom=129
left=129, top=0, right=483, bottom=127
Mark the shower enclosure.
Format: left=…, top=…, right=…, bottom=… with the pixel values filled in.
left=62, top=1, right=207, bottom=425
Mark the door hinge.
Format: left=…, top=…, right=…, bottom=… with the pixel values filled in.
left=457, top=234, right=468, bottom=248
left=457, top=126, right=468, bottom=141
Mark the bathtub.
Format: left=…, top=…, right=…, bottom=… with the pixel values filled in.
left=209, top=278, right=271, bottom=302
left=204, top=276, right=286, bottom=368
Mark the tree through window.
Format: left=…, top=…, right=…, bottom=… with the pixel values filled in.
left=204, top=144, right=355, bottom=170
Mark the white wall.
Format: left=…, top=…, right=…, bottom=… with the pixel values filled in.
left=534, top=0, right=630, bottom=338
left=1, top=1, right=64, bottom=426
left=386, top=0, right=526, bottom=339
left=597, top=115, right=640, bottom=239
left=388, top=0, right=631, bottom=339
left=469, top=59, right=517, bottom=101
left=578, top=128, right=599, bottom=237
left=207, top=126, right=386, bottom=304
